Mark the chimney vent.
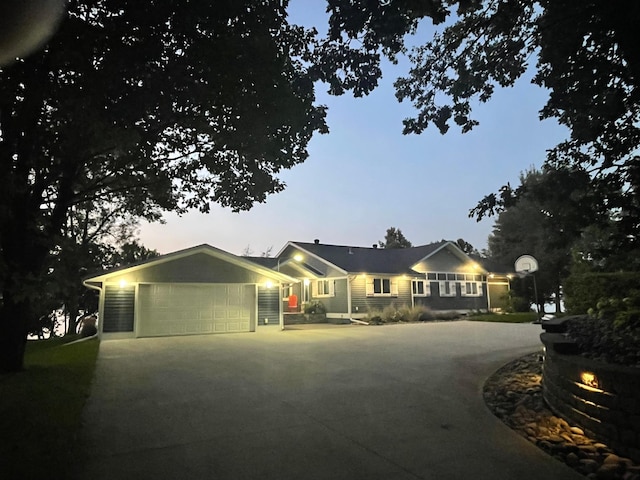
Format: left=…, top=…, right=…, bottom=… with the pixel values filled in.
left=373, top=244, right=378, bottom=249
left=314, top=239, right=320, bottom=244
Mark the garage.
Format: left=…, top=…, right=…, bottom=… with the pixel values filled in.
left=138, top=284, right=255, bottom=337
left=83, top=244, right=297, bottom=339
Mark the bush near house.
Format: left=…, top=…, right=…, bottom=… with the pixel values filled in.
left=563, top=272, right=640, bottom=314
left=365, top=304, right=460, bottom=324
left=563, top=272, right=640, bottom=366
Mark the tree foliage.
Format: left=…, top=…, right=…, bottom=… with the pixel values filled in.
left=379, top=227, right=413, bottom=249
left=0, top=0, right=327, bottom=372
left=487, top=167, right=604, bottom=312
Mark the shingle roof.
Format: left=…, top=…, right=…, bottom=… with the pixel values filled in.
left=290, top=241, right=450, bottom=274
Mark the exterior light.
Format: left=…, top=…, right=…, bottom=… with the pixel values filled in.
left=294, top=254, right=303, bottom=262
left=580, top=371, right=599, bottom=389
left=119, top=280, right=127, bottom=289
left=265, top=281, right=273, bottom=289
left=303, top=278, right=310, bottom=286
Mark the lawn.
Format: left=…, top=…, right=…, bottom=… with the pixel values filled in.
left=0, top=335, right=99, bottom=479
left=467, top=312, right=539, bottom=323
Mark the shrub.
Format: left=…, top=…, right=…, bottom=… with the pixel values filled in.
left=502, top=292, right=531, bottom=313
left=382, top=304, right=400, bottom=322
left=304, top=300, right=326, bottom=314
left=80, top=324, right=98, bottom=337
left=364, top=305, right=441, bottom=323
left=564, top=272, right=640, bottom=314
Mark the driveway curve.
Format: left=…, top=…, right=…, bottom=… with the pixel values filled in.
left=75, top=321, right=583, bottom=480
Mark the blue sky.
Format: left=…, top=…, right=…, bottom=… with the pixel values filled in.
left=138, top=2, right=569, bottom=256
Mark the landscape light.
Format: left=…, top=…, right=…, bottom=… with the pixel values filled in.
left=580, top=371, right=599, bottom=389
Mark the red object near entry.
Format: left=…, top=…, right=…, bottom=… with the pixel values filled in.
left=288, top=294, right=298, bottom=311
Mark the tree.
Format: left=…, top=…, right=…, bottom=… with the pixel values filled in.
left=486, top=167, right=606, bottom=312
left=379, top=227, right=412, bottom=249
left=316, top=1, right=640, bottom=263
left=0, top=1, right=328, bottom=372
left=455, top=238, right=478, bottom=255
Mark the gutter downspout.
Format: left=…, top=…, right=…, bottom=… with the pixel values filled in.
left=347, top=275, right=354, bottom=319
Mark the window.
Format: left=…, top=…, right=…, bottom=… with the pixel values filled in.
left=461, top=282, right=482, bottom=297
left=439, top=281, right=457, bottom=297
left=412, top=280, right=430, bottom=296
left=366, top=277, right=398, bottom=296
left=282, top=284, right=292, bottom=300
left=315, top=279, right=334, bottom=297
left=374, top=278, right=390, bottom=294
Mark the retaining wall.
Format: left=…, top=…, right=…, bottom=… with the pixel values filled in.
left=541, top=332, right=640, bottom=462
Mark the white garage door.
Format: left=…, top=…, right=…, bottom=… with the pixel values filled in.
left=138, top=284, right=254, bottom=337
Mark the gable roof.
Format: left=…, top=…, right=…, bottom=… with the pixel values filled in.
left=286, top=240, right=456, bottom=275
left=84, top=244, right=297, bottom=284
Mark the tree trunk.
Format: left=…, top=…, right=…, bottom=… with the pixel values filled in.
left=554, top=284, right=563, bottom=313
left=0, top=297, right=29, bottom=373
left=66, top=296, right=80, bottom=335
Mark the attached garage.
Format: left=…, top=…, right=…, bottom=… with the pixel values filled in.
left=137, top=284, right=254, bottom=336
left=83, top=244, right=297, bottom=339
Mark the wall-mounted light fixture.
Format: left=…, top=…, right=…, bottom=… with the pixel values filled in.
left=119, top=280, right=127, bottom=289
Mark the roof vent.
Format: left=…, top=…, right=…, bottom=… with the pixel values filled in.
left=348, top=247, right=353, bottom=254
left=314, top=239, right=320, bottom=244
left=372, top=244, right=378, bottom=249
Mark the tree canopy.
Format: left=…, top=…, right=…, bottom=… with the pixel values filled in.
left=379, top=227, right=413, bottom=249
left=3, top=0, right=640, bottom=371
left=0, top=0, right=327, bottom=371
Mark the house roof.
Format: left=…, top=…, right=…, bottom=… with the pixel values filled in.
left=83, top=244, right=298, bottom=284
left=287, top=241, right=454, bottom=275
left=469, top=254, right=514, bottom=275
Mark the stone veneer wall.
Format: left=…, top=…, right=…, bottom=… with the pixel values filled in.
left=541, top=333, right=640, bottom=463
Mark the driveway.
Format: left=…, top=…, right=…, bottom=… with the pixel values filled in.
left=75, top=321, right=583, bottom=480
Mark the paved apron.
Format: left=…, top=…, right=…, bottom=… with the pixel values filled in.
left=75, top=321, right=583, bottom=480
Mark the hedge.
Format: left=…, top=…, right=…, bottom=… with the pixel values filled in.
left=564, top=271, right=640, bottom=314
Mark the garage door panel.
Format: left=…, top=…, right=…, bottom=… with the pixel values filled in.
left=138, top=284, right=253, bottom=337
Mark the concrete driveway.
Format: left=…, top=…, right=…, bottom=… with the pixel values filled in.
left=75, top=321, right=583, bottom=480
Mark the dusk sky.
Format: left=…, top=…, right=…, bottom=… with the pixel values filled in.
left=138, top=2, right=569, bottom=256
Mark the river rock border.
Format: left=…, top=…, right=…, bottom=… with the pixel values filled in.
left=541, top=318, right=640, bottom=464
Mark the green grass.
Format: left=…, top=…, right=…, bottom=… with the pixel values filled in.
left=0, top=335, right=99, bottom=479
left=467, top=311, right=539, bottom=323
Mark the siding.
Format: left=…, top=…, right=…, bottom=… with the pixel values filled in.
left=103, top=285, right=135, bottom=332
left=350, top=275, right=412, bottom=313
left=106, top=253, right=267, bottom=284
left=414, top=282, right=488, bottom=310
left=257, top=286, right=280, bottom=326
left=311, top=278, right=348, bottom=313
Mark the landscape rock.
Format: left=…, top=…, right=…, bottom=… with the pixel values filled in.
left=483, top=352, right=640, bottom=480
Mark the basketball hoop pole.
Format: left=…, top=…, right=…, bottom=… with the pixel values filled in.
left=532, top=273, right=540, bottom=319
left=515, top=255, right=540, bottom=319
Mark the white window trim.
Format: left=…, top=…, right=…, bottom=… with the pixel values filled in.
left=282, top=284, right=292, bottom=300
left=314, top=279, right=335, bottom=298
left=412, top=279, right=430, bottom=297
left=439, top=280, right=457, bottom=297
left=461, top=281, right=483, bottom=297
left=366, top=277, right=399, bottom=297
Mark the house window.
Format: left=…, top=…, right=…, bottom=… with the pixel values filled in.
left=282, top=284, right=292, bottom=300
left=461, top=282, right=483, bottom=297
left=374, top=278, right=390, bottom=294
left=412, top=280, right=430, bottom=297
left=315, top=279, right=334, bottom=297
left=366, top=277, right=398, bottom=297
left=439, top=281, right=457, bottom=297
